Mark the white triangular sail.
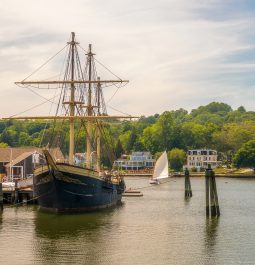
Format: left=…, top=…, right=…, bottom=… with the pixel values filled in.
left=152, top=151, right=169, bottom=180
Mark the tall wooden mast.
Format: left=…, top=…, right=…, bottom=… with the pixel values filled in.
left=69, top=32, right=76, bottom=165
left=96, top=77, right=101, bottom=172
left=86, top=44, right=93, bottom=169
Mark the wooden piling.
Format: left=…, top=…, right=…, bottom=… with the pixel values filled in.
left=205, top=168, right=210, bottom=216
left=0, top=182, right=3, bottom=211
left=14, top=180, right=19, bottom=204
left=209, top=175, right=216, bottom=216
left=211, top=171, right=220, bottom=216
left=184, top=168, right=192, bottom=197
left=205, top=165, right=220, bottom=218
left=22, top=193, right=28, bottom=204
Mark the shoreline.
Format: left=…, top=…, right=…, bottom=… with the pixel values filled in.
left=122, top=173, right=255, bottom=178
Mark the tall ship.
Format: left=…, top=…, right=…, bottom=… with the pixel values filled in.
left=6, top=32, right=136, bottom=213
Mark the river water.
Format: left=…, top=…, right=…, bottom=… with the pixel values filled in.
left=0, top=177, right=255, bottom=265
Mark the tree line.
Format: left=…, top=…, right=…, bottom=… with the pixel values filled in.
left=1, top=102, right=255, bottom=170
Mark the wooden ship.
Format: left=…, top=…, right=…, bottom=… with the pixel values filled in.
left=5, top=32, right=137, bottom=213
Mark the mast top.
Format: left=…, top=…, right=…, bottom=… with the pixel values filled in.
left=67, top=32, right=79, bottom=45
left=86, top=44, right=96, bottom=56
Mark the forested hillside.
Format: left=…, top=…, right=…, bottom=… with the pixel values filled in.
left=1, top=102, right=255, bottom=166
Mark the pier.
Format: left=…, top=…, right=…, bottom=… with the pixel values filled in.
left=2, top=188, right=36, bottom=205
left=122, top=189, right=143, bottom=197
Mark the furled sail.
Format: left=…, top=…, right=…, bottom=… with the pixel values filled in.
left=152, top=151, right=169, bottom=180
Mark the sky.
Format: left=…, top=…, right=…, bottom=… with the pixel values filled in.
left=1, top=0, right=255, bottom=117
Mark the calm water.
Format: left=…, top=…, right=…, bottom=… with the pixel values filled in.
left=0, top=177, right=255, bottom=265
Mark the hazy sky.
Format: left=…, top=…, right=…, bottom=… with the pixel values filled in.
left=1, top=0, right=255, bottom=117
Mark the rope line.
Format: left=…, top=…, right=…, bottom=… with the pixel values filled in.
left=9, top=93, right=60, bottom=118
left=77, top=44, right=122, bottom=80
left=107, top=104, right=132, bottom=116
left=22, top=44, right=68, bottom=81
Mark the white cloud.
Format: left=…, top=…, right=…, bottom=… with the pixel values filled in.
left=0, top=0, right=255, bottom=117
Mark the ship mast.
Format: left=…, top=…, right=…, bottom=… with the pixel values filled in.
left=96, top=77, right=101, bottom=172
left=69, top=32, right=76, bottom=165
left=86, top=44, right=93, bottom=169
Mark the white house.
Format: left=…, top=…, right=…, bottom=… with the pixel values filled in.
left=185, top=149, right=218, bottom=171
left=113, top=152, right=155, bottom=170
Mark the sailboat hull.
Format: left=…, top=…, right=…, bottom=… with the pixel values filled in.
left=33, top=164, right=125, bottom=213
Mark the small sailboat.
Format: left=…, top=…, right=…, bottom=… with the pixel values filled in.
left=149, top=151, right=169, bottom=184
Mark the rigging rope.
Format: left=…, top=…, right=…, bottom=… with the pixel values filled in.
left=105, top=82, right=128, bottom=104
left=107, top=104, right=133, bottom=116
left=22, top=44, right=68, bottom=81
left=39, top=85, right=59, bottom=148
left=77, top=44, right=122, bottom=81
left=9, top=93, right=60, bottom=118
left=16, top=83, right=59, bottom=104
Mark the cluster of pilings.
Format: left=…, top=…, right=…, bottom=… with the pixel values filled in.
left=184, top=165, right=220, bottom=218
left=205, top=165, right=220, bottom=217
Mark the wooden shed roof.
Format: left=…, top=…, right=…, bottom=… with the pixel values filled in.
left=0, top=147, right=64, bottom=163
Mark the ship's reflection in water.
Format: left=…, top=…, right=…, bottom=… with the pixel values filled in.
left=34, top=204, right=124, bottom=265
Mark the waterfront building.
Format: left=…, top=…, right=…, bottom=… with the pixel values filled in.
left=0, top=147, right=64, bottom=181
left=113, top=152, right=155, bottom=170
left=185, top=149, right=218, bottom=171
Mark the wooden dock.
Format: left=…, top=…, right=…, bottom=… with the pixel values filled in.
left=2, top=188, right=36, bottom=205
left=122, top=189, right=143, bottom=197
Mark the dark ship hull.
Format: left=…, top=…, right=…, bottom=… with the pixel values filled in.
left=33, top=164, right=125, bottom=213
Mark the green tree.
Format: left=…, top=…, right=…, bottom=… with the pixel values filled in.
left=0, top=142, right=9, bottom=148
left=191, top=102, right=232, bottom=117
left=212, top=122, right=255, bottom=153
left=233, top=140, right=255, bottom=172
left=168, top=148, right=186, bottom=171
left=0, top=128, right=18, bottom=146
left=115, top=139, right=124, bottom=158
left=119, top=130, right=137, bottom=152
left=140, top=125, right=158, bottom=153
left=237, top=106, right=246, bottom=112
left=181, top=122, right=208, bottom=148
left=157, top=111, right=175, bottom=150
left=19, top=132, right=31, bottom=146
